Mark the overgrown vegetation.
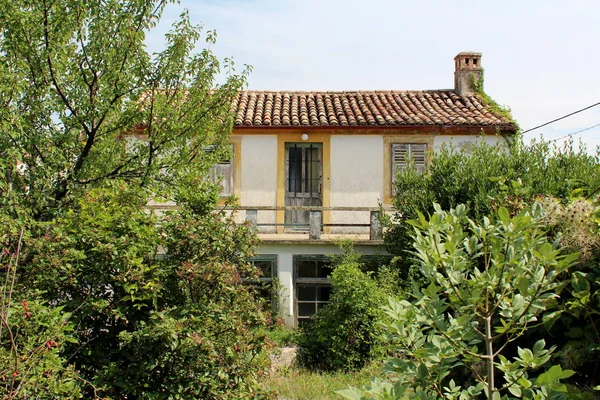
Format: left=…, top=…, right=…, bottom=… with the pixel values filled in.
left=0, top=1, right=271, bottom=398
left=341, top=204, right=579, bottom=399
left=364, top=140, right=600, bottom=398
left=298, top=246, right=395, bottom=372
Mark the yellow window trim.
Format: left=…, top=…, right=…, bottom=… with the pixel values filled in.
left=276, top=133, right=331, bottom=234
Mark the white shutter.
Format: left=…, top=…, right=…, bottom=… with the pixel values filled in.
left=392, top=143, right=427, bottom=174
left=207, top=145, right=234, bottom=196
left=411, top=143, right=427, bottom=174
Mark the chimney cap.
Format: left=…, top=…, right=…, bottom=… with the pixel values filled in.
left=454, top=51, right=482, bottom=60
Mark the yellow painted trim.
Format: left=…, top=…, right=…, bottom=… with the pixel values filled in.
left=383, top=135, right=434, bottom=205
left=217, top=135, right=242, bottom=206
left=276, top=133, right=331, bottom=234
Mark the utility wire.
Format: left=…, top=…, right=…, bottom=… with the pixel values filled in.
left=522, top=100, right=600, bottom=134
left=549, top=122, right=600, bottom=142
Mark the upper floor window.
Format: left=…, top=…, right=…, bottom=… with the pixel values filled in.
left=207, top=146, right=234, bottom=196
left=392, top=143, right=427, bottom=176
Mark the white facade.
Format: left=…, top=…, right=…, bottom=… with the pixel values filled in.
left=234, top=131, right=506, bottom=326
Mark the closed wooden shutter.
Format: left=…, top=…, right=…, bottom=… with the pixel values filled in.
left=392, top=143, right=427, bottom=175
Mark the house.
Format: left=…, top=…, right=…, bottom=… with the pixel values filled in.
left=206, top=52, right=516, bottom=326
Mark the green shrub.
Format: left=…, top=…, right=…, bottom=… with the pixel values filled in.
left=23, top=185, right=271, bottom=399
left=298, top=248, right=387, bottom=372
left=340, top=204, right=580, bottom=399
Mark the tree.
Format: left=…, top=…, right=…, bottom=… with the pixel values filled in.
left=340, top=204, right=578, bottom=400
left=385, top=140, right=600, bottom=390
left=0, top=1, right=269, bottom=398
left=0, top=0, right=248, bottom=216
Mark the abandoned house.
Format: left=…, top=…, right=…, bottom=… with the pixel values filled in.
left=162, top=52, right=518, bottom=327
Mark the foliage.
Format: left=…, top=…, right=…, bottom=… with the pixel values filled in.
left=340, top=204, right=579, bottom=400
left=0, top=0, right=249, bottom=216
left=387, top=140, right=600, bottom=393
left=0, top=0, right=269, bottom=398
left=16, top=184, right=271, bottom=399
left=538, top=197, right=600, bottom=390
left=298, top=247, right=388, bottom=372
left=389, top=140, right=599, bottom=237
left=1, top=225, right=85, bottom=399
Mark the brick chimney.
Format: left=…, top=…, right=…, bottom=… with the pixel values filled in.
left=454, top=52, right=483, bottom=96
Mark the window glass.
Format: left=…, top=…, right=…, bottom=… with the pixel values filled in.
left=294, top=256, right=333, bottom=325
left=245, top=256, right=278, bottom=313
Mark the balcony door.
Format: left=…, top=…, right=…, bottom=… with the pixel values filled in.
left=285, top=143, right=322, bottom=230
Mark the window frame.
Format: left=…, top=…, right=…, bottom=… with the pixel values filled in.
left=293, top=255, right=333, bottom=326
left=245, top=254, right=278, bottom=313
left=207, top=145, right=234, bottom=197
left=205, top=136, right=241, bottom=199
left=382, top=136, right=433, bottom=205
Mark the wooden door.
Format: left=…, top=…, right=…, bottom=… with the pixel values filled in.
left=285, top=143, right=322, bottom=230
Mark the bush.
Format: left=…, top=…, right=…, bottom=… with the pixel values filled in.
left=340, top=204, right=580, bottom=399
left=385, top=138, right=600, bottom=392
left=387, top=139, right=600, bottom=260
left=22, top=184, right=271, bottom=399
left=299, top=248, right=388, bottom=372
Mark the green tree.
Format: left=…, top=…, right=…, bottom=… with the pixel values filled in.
left=386, top=140, right=600, bottom=390
left=0, top=0, right=248, bottom=216
left=0, top=1, right=269, bottom=398
left=340, top=204, right=578, bottom=400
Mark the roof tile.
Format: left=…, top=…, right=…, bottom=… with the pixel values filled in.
left=238, top=90, right=514, bottom=129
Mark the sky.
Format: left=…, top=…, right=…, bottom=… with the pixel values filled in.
left=148, top=0, right=600, bottom=152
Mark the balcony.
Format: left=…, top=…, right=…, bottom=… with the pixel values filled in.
left=237, top=206, right=388, bottom=245
left=147, top=203, right=390, bottom=245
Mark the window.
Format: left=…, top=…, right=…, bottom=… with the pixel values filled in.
left=207, top=146, right=234, bottom=196
left=391, top=143, right=427, bottom=194
left=392, top=143, right=427, bottom=175
left=294, top=256, right=333, bottom=326
left=246, top=255, right=278, bottom=313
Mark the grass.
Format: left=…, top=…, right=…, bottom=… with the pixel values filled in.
left=265, top=362, right=383, bottom=400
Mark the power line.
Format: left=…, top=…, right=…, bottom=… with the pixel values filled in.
left=549, top=122, right=600, bottom=142
left=522, top=100, right=600, bottom=134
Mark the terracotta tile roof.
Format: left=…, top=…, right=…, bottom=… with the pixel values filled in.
left=232, top=90, right=515, bottom=129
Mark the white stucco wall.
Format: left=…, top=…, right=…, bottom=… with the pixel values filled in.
left=433, top=134, right=506, bottom=152
left=257, top=243, right=386, bottom=326
left=240, top=135, right=278, bottom=231
left=329, top=136, right=383, bottom=232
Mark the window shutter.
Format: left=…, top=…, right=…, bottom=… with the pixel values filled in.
left=207, top=145, right=234, bottom=196
left=392, top=143, right=408, bottom=173
left=392, top=143, right=427, bottom=174
left=391, top=143, right=428, bottom=194
left=411, top=143, right=427, bottom=173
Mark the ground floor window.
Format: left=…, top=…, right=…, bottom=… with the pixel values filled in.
left=293, top=255, right=333, bottom=326
left=246, top=255, right=278, bottom=313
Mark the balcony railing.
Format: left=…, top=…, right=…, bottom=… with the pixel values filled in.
left=147, top=203, right=391, bottom=242
left=236, top=206, right=388, bottom=241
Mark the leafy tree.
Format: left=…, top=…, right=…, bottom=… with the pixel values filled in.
left=340, top=204, right=579, bottom=400
left=0, top=0, right=248, bottom=216
left=0, top=0, right=269, bottom=398
left=386, top=140, right=600, bottom=390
